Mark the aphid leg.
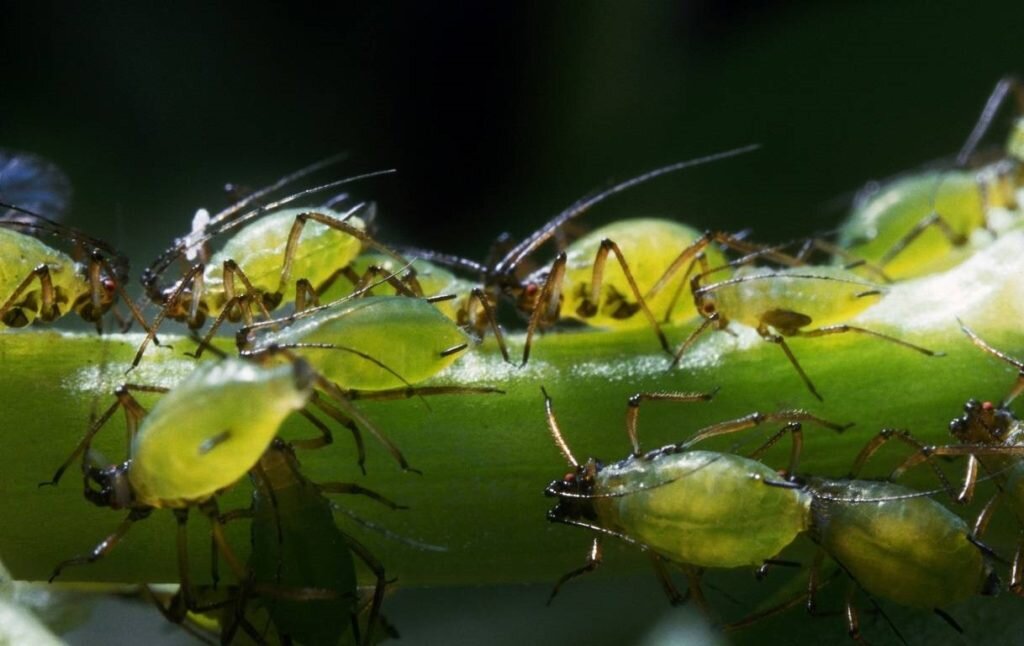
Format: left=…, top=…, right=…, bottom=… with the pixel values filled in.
left=305, top=393, right=367, bottom=474
left=792, top=238, right=893, bottom=284
left=275, top=208, right=423, bottom=299
left=579, top=238, right=671, bottom=355
left=187, top=293, right=253, bottom=360
left=957, top=76, right=1024, bottom=166
left=877, top=211, right=969, bottom=269
left=40, top=384, right=165, bottom=487
left=1011, top=534, right=1024, bottom=596
left=959, top=322, right=1024, bottom=407
left=541, top=387, right=579, bottom=468
left=214, top=506, right=256, bottom=589
left=318, top=482, right=408, bottom=511
left=972, top=492, right=1002, bottom=538
left=891, top=445, right=1024, bottom=499
left=92, top=252, right=158, bottom=336
left=48, top=508, right=151, bottom=581
left=678, top=410, right=849, bottom=452
left=345, top=385, right=505, bottom=401
left=521, top=252, right=568, bottom=366
left=849, top=428, right=956, bottom=497
left=648, top=553, right=686, bottom=605
left=623, top=390, right=718, bottom=456
left=843, top=581, right=862, bottom=640
left=0, top=264, right=56, bottom=326
left=466, top=287, right=511, bottom=363
left=668, top=283, right=719, bottom=368
left=683, top=566, right=714, bottom=619
left=132, top=263, right=206, bottom=370
left=344, top=533, right=388, bottom=646
left=222, top=259, right=273, bottom=322
left=755, top=324, right=823, bottom=401
left=747, top=422, right=803, bottom=478
left=314, top=377, right=420, bottom=473
left=656, top=251, right=712, bottom=324
left=294, top=278, right=320, bottom=312
left=547, top=537, right=602, bottom=605
left=202, top=499, right=249, bottom=583
left=723, top=551, right=830, bottom=633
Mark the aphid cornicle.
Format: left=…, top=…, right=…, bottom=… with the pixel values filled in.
left=838, top=77, right=1024, bottom=281
left=38, top=352, right=413, bottom=592
left=217, top=439, right=398, bottom=646
left=732, top=430, right=1000, bottom=641
left=671, top=264, right=942, bottom=400
left=0, top=201, right=151, bottom=332
left=541, top=388, right=847, bottom=609
left=133, top=159, right=419, bottom=368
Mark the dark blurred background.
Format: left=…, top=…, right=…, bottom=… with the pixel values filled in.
left=5, top=2, right=1024, bottom=644
left=3, top=1, right=1023, bottom=270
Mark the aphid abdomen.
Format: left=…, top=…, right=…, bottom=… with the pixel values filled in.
left=251, top=467, right=356, bottom=645
left=715, top=267, right=883, bottom=330
left=562, top=219, right=726, bottom=328
left=128, top=359, right=312, bottom=507
left=594, top=451, right=809, bottom=568
left=205, top=208, right=366, bottom=305
left=810, top=478, right=989, bottom=608
left=0, top=228, right=77, bottom=325
left=255, top=296, right=471, bottom=390
left=839, top=171, right=986, bottom=279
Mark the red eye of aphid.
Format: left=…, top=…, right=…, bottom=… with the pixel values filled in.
left=982, top=401, right=995, bottom=411
left=563, top=472, right=576, bottom=483
left=102, top=278, right=116, bottom=293
left=525, top=284, right=539, bottom=295
left=703, top=303, right=715, bottom=313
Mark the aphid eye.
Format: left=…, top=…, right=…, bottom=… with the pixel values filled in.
left=982, top=401, right=995, bottom=411
left=101, top=278, right=117, bottom=293
left=525, top=284, right=539, bottom=296
left=702, top=303, right=716, bottom=314
left=563, top=472, right=576, bottom=483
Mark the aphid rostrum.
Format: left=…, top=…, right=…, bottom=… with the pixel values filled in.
left=542, top=388, right=847, bottom=609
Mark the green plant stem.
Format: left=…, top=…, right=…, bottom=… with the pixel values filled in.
left=1, top=234, right=1023, bottom=592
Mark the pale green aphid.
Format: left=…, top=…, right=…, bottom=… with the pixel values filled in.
left=135, top=163, right=411, bottom=368
left=541, top=388, right=846, bottom=607
left=675, top=265, right=942, bottom=400
left=243, top=295, right=474, bottom=391
left=838, top=78, right=1024, bottom=282
left=40, top=354, right=403, bottom=582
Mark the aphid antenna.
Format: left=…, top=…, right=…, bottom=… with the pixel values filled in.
left=694, top=270, right=884, bottom=297
left=547, top=513, right=643, bottom=549
left=393, top=245, right=489, bottom=278
left=958, top=319, right=1024, bottom=407
left=956, top=76, right=1024, bottom=167
left=331, top=504, right=449, bottom=553
left=493, top=144, right=762, bottom=277
left=146, top=168, right=396, bottom=281
left=0, top=201, right=130, bottom=273
left=541, top=387, right=578, bottom=468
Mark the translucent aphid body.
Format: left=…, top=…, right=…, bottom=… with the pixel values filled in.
left=589, top=449, right=809, bottom=568
left=245, top=295, right=472, bottom=391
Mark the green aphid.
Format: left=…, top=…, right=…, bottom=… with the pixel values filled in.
left=241, top=295, right=478, bottom=391
left=134, top=158, right=415, bottom=368
left=838, top=77, right=1024, bottom=281
left=541, top=387, right=847, bottom=609
left=40, top=353, right=411, bottom=586
left=219, top=440, right=398, bottom=646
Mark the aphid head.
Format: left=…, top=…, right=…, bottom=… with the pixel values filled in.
left=515, top=279, right=543, bottom=315
left=76, top=274, right=119, bottom=322
left=949, top=398, right=1016, bottom=443
left=545, top=459, right=602, bottom=525
left=83, top=461, right=134, bottom=510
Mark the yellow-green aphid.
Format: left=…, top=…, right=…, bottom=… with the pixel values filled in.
left=0, top=206, right=149, bottom=331
left=806, top=478, right=994, bottom=612
left=319, top=252, right=479, bottom=323
left=558, top=218, right=726, bottom=328
left=839, top=171, right=989, bottom=279
left=135, top=163, right=407, bottom=368
left=41, top=356, right=331, bottom=582
left=244, top=295, right=473, bottom=391
left=676, top=265, right=941, bottom=400
left=838, top=78, right=1024, bottom=282
left=542, top=388, right=846, bottom=607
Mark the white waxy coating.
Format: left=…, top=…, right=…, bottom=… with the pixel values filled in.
left=129, top=358, right=311, bottom=507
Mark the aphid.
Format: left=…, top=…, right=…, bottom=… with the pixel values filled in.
left=38, top=352, right=414, bottom=590
left=838, top=77, right=1024, bottom=281
left=239, top=295, right=497, bottom=392
left=0, top=149, right=72, bottom=224
left=671, top=264, right=942, bottom=400
left=217, top=439, right=398, bottom=646
left=731, top=431, right=1000, bottom=641
left=0, top=201, right=150, bottom=332
left=882, top=323, right=1024, bottom=594
left=542, top=388, right=847, bottom=608
left=134, top=159, right=417, bottom=368
left=409, top=146, right=786, bottom=364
